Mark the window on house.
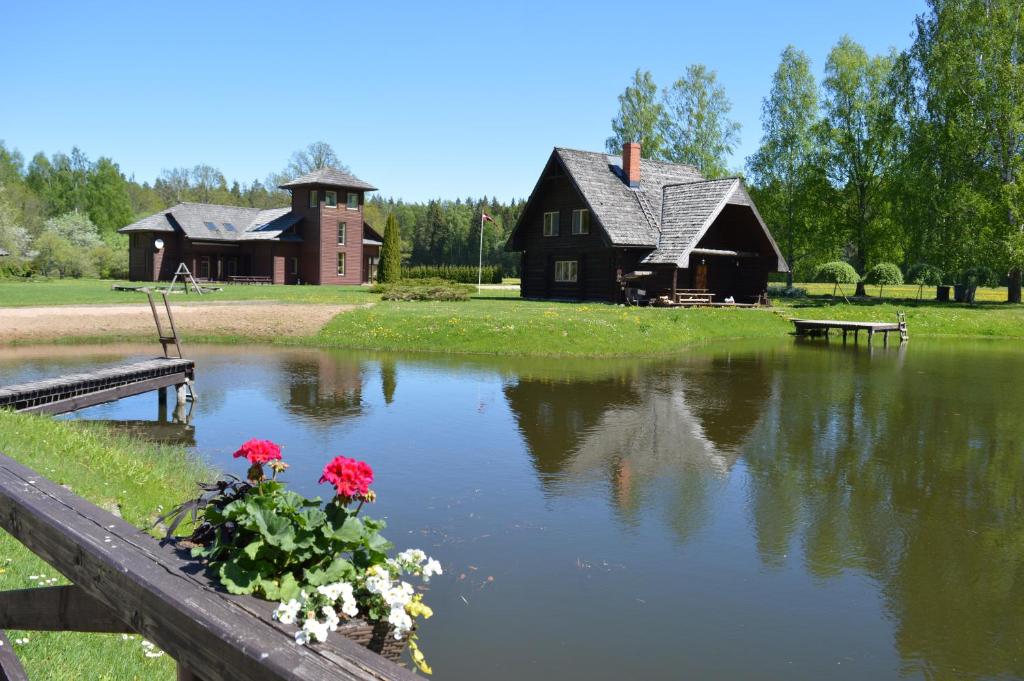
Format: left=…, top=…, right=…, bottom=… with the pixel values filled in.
left=572, top=209, right=590, bottom=235
left=199, top=257, right=210, bottom=279
left=337, top=252, right=346, bottom=276
left=309, top=190, right=318, bottom=208
left=347, top=192, right=359, bottom=209
left=543, top=211, right=559, bottom=237
left=554, top=260, right=578, bottom=283
left=290, top=257, right=298, bottom=276
left=325, top=190, right=337, bottom=207
left=337, top=221, right=347, bottom=246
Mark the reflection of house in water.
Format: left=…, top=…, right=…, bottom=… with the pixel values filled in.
left=504, top=356, right=773, bottom=515
left=281, top=354, right=366, bottom=422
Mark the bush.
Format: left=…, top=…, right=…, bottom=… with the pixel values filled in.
left=864, top=262, right=903, bottom=298
left=767, top=284, right=808, bottom=298
left=960, top=266, right=997, bottom=287
left=906, top=263, right=944, bottom=300
left=401, top=264, right=502, bottom=284
left=813, top=261, right=860, bottom=297
left=373, top=279, right=474, bottom=301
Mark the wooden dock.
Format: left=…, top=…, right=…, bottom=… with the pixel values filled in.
left=792, top=313, right=908, bottom=344
left=0, top=358, right=195, bottom=415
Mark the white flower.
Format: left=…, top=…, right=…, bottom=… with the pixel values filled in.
left=397, top=548, right=426, bottom=565
left=273, top=599, right=302, bottom=625
left=364, top=568, right=391, bottom=596
left=423, top=558, right=442, bottom=579
left=317, top=581, right=346, bottom=601
left=294, top=629, right=310, bottom=645
left=322, top=605, right=340, bottom=631
left=302, top=616, right=330, bottom=643
left=383, top=581, right=414, bottom=609
left=339, top=583, right=359, bottom=617
left=387, top=606, right=413, bottom=638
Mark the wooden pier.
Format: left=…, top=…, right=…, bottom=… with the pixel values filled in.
left=792, top=312, right=908, bottom=344
left=0, top=358, right=195, bottom=415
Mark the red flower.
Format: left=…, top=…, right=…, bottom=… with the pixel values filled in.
left=233, top=439, right=282, bottom=465
left=320, top=456, right=374, bottom=499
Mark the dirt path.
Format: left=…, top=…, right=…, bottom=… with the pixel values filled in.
left=0, top=302, right=358, bottom=343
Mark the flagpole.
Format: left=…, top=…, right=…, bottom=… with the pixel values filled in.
left=477, top=212, right=484, bottom=292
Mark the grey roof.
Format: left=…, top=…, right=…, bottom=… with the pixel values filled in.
left=118, top=203, right=303, bottom=242
left=512, top=147, right=787, bottom=271
left=641, top=178, right=740, bottom=265
left=554, top=148, right=702, bottom=247
left=278, top=166, right=377, bottom=191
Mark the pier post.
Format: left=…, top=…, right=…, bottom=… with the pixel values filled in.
left=158, top=387, right=168, bottom=406
left=175, top=383, right=187, bottom=406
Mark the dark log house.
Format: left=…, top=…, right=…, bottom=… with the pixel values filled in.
left=120, top=167, right=382, bottom=284
left=507, top=143, right=788, bottom=303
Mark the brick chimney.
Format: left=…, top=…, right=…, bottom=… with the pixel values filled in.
left=622, top=142, right=641, bottom=188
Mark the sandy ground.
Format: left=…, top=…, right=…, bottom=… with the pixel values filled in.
left=0, top=302, right=358, bottom=343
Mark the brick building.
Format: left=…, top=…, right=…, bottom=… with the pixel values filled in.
left=119, top=167, right=382, bottom=284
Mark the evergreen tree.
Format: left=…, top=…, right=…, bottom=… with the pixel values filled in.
left=378, top=212, right=402, bottom=283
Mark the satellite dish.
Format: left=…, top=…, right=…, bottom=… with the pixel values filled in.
left=154, top=238, right=165, bottom=250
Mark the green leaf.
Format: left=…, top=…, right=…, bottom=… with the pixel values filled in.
left=251, top=508, right=297, bottom=551
left=219, top=559, right=261, bottom=595
left=304, top=556, right=354, bottom=586
left=329, top=516, right=365, bottom=543
left=242, top=540, right=263, bottom=560
left=279, top=573, right=302, bottom=601
left=259, top=577, right=281, bottom=601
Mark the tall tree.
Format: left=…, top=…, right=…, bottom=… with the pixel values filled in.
left=748, top=47, right=826, bottom=285
left=84, top=158, right=133, bottom=233
left=378, top=212, right=402, bottom=283
left=605, top=69, right=667, bottom=158
left=286, top=141, right=346, bottom=177
left=659, top=64, right=741, bottom=177
left=820, top=37, right=899, bottom=294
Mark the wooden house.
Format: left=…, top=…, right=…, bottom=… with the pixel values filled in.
left=506, top=143, right=788, bottom=303
left=119, top=167, right=383, bottom=285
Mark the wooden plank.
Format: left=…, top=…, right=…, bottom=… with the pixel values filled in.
left=0, top=630, right=29, bottom=681
left=0, top=586, right=133, bottom=633
left=19, top=373, right=189, bottom=415
left=0, top=453, right=419, bottom=681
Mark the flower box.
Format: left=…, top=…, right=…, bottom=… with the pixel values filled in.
left=336, top=618, right=407, bottom=663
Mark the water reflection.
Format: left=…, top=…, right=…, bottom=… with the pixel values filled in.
left=0, top=341, right=1021, bottom=680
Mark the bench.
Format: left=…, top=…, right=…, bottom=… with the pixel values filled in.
left=673, top=289, right=714, bottom=306
left=228, top=276, right=273, bottom=285
left=0, top=452, right=418, bottom=681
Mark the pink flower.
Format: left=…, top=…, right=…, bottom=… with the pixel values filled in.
left=233, top=439, right=282, bottom=465
left=320, top=456, right=374, bottom=499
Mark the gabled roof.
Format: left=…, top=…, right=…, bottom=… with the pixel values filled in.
left=278, top=167, right=377, bottom=191
left=118, top=203, right=303, bottom=242
left=509, top=147, right=788, bottom=272
left=362, top=223, right=383, bottom=245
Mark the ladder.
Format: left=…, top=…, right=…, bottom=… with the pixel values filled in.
left=897, top=311, right=909, bottom=342
left=164, top=262, right=204, bottom=295
left=145, top=289, right=196, bottom=402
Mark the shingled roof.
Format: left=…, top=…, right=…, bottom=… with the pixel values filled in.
left=511, top=147, right=786, bottom=270
left=118, top=203, right=302, bottom=242
left=278, top=167, right=377, bottom=191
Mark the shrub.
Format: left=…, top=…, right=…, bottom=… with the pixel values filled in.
left=767, top=284, right=808, bottom=298
left=401, top=264, right=502, bottom=284
left=906, top=263, right=944, bottom=300
left=812, top=261, right=860, bottom=297
left=864, top=262, right=903, bottom=299
left=378, top=213, right=402, bottom=284
left=960, top=266, right=997, bottom=288
left=373, top=279, right=474, bottom=302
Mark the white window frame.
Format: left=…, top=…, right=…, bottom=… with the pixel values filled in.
left=554, top=260, right=578, bottom=283
left=337, top=221, right=347, bottom=246
left=325, top=190, right=338, bottom=207
left=347, top=192, right=359, bottom=210
left=337, top=252, right=346, bottom=276
left=572, top=208, right=590, bottom=235
left=543, top=211, right=559, bottom=237
left=309, top=190, right=318, bottom=208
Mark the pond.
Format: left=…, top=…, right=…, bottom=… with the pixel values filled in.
left=1, top=339, right=1022, bottom=681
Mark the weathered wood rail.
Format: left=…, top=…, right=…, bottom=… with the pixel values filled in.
left=0, top=358, right=194, bottom=415
left=0, top=453, right=420, bottom=681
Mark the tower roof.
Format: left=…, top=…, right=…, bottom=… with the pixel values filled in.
left=278, top=166, right=377, bottom=191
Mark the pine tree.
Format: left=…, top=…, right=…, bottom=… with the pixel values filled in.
left=378, top=212, right=402, bottom=283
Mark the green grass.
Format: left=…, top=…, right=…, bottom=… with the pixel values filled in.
left=314, top=298, right=791, bottom=356
left=0, top=278, right=377, bottom=307
left=794, top=281, right=1010, bottom=303
left=0, top=410, right=212, bottom=680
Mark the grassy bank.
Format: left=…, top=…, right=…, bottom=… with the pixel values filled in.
left=0, top=411, right=211, bottom=680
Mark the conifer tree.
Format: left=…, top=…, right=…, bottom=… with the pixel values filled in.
left=378, top=212, right=402, bottom=283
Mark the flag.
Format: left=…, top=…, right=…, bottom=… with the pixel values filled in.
left=482, top=213, right=495, bottom=223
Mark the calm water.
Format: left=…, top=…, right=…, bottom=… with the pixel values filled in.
left=1, top=340, right=1022, bottom=680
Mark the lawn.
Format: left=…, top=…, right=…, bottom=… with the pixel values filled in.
left=0, top=410, right=211, bottom=681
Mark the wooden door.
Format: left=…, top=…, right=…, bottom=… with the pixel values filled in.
left=695, top=262, right=708, bottom=290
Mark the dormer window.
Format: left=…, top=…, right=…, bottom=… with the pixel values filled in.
left=572, top=209, right=590, bottom=235
left=347, top=192, right=359, bottom=209
left=543, top=211, right=559, bottom=237
left=325, top=190, right=338, bottom=207
left=309, top=190, right=318, bottom=208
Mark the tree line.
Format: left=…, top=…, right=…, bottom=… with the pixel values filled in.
left=607, top=0, right=1023, bottom=300
left=0, top=140, right=524, bottom=278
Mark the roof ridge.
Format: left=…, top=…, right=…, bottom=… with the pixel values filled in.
left=662, top=177, right=740, bottom=190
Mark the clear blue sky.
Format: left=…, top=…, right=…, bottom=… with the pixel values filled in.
left=1, top=0, right=925, bottom=202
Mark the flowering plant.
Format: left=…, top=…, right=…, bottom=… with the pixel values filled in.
left=180, top=442, right=440, bottom=673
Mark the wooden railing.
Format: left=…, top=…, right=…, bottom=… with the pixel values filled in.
left=0, top=453, right=419, bottom=681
